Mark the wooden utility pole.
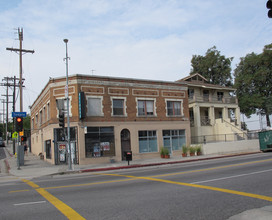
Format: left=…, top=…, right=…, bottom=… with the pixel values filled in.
left=1, top=77, right=22, bottom=152
left=6, top=28, right=34, bottom=112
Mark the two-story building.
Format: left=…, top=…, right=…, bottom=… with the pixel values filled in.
left=30, top=74, right=190, bottom=165
left=177, top=73, right=244, bottom=144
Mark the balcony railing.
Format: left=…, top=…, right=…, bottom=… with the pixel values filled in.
left=201, top=116, right=211, bottom=126
left=189, top=95, right=237, bottom=104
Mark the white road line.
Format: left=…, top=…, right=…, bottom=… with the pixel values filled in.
left=190, top=169, right=272, bottom=184
left=14, top=201, right=46, bottom=206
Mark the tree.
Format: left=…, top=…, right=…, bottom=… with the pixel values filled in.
left=190, top=46, right=233, bottom=86
left=234, top=44, right=272, bottom=127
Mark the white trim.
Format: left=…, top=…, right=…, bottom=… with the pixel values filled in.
left=108, top=87, right=129, bottom=95
left=110, top=97, right=127, bottom=117
left=132, top=89, right=159, bottom=97
left=81, top=86, right=105, bottom=95
left=86, top=95, right=104, bottom=117
left=55, top=96, right=73, bottom=118
left=165, top=98, right=184, bottom=117
left=53, top=86, right=75, bottom=96
left=136, top=97, right=157, bottom=117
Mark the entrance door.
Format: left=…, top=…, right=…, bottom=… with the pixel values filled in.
left=121, top=129, right=131, bottom=160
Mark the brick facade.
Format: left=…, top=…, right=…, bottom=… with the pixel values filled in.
left=30, top=75, right=190, bottom=165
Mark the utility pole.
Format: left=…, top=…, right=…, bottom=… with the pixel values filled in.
left=0, top=99, right=5, bottom=140
left=1, top=77, right=22, bottom=153
left=6, top=28, right=34, bottom=112
left=1, top=77, right=14, bottom=145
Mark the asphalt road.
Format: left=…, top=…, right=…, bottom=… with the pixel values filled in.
left=1, top=153, right=272, bottom=220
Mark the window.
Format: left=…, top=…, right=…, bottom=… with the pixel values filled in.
left=56, top=98, right=72, bottom=117
left=39, top=110, right=42, bottom=125
left=45, top=140, right=51, bottom=159
left=137, top=99, right=155, bottom=116
left=188, top=89, right=194, bottom=99
left=85, top=127, right=115, bottom=158
left=111, top=98, right=126, bottom=116
left=87, top=97, right=103, bottom=116
left=31, top=118, right=34, bottom=129
left=166, top=101, right=182, bottom=116
left=43, top=106, right=46, bottom=122
left=217, top=92, right=224, bottom=101
left=35, top=114, right=38, bottom=125
left=139, top=130, right=158, bottom=153
left=163, top=130, right=186, bottom=154
left=203, top=90, right=209, bottom=101
left=47, top=102, right=50, bottom=120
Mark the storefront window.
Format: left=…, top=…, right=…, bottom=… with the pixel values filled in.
left=85, top=127, right=115, bottom=158
left=139, top=130, right=157, bottom=153
left=163, top=130, right=186, bottom=153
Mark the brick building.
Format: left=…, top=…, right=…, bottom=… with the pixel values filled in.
left=30, top=74, right=190, bottom=165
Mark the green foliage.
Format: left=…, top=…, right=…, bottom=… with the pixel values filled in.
left=195, top=145, right=202, bottom=154
left=234, top=44, right=272, bottom=127
left=189, top=146, right=196, bottom=154
left=190, top=46, right=233, bottom=86
left=182, top=145, right=188, bottom=154
left=160, top=147, right=169, bottom=156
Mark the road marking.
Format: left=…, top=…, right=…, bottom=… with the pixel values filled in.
left=43, top=178, right=134, bottom=190
left=96, top=173, right=272, bottom=202
left=21, top=179, right=86, bottom=220
left=14, top=201, right=46, bottom=206
left=9, top=158, right=272, bottom=194
left=191, top=169, right=272, bottom=184
left=9, top=189, right=30, bottom=193
left=150, top=158, right=272, bottom=178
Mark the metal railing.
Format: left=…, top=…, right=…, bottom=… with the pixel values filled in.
left=191, top=132, right=259, bottom=144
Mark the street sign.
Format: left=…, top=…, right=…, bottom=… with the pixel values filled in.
left=12, top=112, right=27, bottom=117
left=12, top=132, right=18, bottom=139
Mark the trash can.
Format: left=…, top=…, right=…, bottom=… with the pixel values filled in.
left=258, top=130, right=272, bottom=152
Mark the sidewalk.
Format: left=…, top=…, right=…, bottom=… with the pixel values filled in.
left=2, top=143, right=261, bottom=179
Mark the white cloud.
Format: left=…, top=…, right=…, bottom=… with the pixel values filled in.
left=0, top=0, right=270, bottom=130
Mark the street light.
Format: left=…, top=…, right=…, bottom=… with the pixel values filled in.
left=63, top=39, right=72, bottom=170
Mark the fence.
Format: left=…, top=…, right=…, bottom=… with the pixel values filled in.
left=191, top=132, right=259, bottom=144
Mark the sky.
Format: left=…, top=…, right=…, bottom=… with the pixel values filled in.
left=0, top=0, right=271, bottom=130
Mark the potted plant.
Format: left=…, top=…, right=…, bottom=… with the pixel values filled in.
left=182, top=145, right=188, bottom=157
left=196, top=145, right=202, bottom=156
left=189, top=146, right=196, bottom=156
left=164, top=148, right=170, bottom=159
left=160, top=147, right=165, bottom=158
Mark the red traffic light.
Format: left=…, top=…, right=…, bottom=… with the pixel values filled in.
left=16, top=117, right=23, bottom=132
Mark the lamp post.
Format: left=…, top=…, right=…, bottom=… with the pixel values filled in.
left=63, top=39, right=72, bottom=170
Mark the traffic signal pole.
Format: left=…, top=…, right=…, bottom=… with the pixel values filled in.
left=63, top=39, right=72, bottom=171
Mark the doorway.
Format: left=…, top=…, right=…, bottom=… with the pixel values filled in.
left=121, top=129, right=131, bottom=160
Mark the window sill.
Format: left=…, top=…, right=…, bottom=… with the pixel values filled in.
left=167, top=115, right=183, bottom=117
left=111, top=115, right=127, bottom=117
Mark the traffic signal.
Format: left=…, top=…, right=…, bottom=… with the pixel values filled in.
left=59, top=113, right=65, bottom=128
left=21, top=136, right=26, bottom=142
left=267, top=0, right=272, bottom=18
left=16, top=117, right=23, bottom=132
